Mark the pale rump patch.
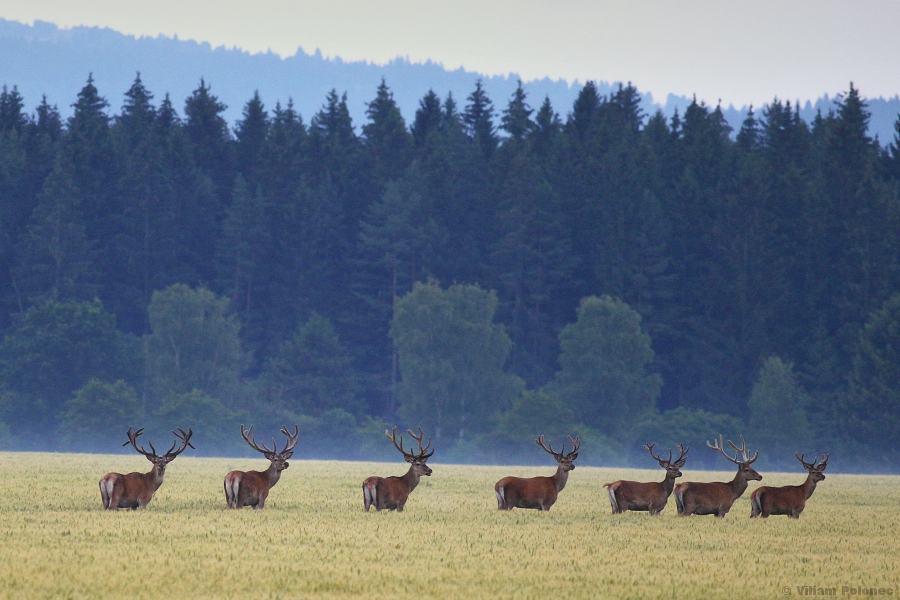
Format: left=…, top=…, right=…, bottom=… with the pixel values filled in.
left=607, top=487, right=619, bottom=513
left=100, top=475, right=117, bottom=509
left=363, top=481, right=377, bottom=511
left=231, top=475, right=241, bottom=504
left=224, top=473, right=241, bottom=507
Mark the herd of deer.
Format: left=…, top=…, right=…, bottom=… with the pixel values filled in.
left=100, top=427, right=829, bottom=519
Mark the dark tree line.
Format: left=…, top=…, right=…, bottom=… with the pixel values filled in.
left=0, top=75, right=898, bottom=468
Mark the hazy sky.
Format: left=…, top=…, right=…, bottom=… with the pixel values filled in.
left=4, top=0, right=899, bottom=105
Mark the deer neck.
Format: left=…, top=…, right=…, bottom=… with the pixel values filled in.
left=661, top=472, right=677, bottom=495
left=265, top=462, right=282, bottom=487
left=402, top=465, right=421, bottom=492
left=728, top=469, right=750, bottom=498
left=148, top=464, right=165, bottom=490
left=553, top=465, right=570, bottom=492
left=802, top=473, right=819, bottom=499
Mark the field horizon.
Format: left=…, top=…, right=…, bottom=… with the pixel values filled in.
left=1, top=452, right=898, bottom=598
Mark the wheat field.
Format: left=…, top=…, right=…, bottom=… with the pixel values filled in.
left=0, top=452, right=897, bottom=599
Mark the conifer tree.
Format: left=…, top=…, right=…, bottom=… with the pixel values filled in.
left=234, top=91, right=269, bottom=186
left=0, top=85, right=28, bottom=133
left=500, top=80, right=533, bottom=141
left=411, top=89, right=442, bottom=147
left=463, top=80, right=497, bottom=156
left=363, top=79, right=410, bottom=183
left=184, top=78, right=232, bottom=196
left=215, top=175, right=269, bottom=319
left=15, top=155, right=97, bottom=302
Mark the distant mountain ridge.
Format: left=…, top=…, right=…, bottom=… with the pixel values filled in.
left=1, top=18, right=898, bottom=141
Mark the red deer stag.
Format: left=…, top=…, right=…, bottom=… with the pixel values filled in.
left=604, top=443, right=688, bottom=515
left=362, top=428, right=434, bottom=512
left=750, top=453, right=828, bottom=518
left=494, top=435, right=581, bottom=511
left=674, top=434, right=761, bottom=517
left=99, top=427, right=194, bottom=510
left=224, top=425, right=299, bottom=509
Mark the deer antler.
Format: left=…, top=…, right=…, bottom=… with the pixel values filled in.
left=708, top=434, right=742, bottom=465
left=164, top=428, right=194, bottom=461
left=566, top=435, right=581, bottom=459
left=644, top=442, right=667, bottom=464
left=407, top=428, right=434, bottom=460
left=386, top=427, right=411, bottom=459
left=646, top=442, right=688, bottom=467
left=123, top=427, right=158, bottom=459
left=279, top=425, right=300, bottom=456
left=797, top=452, right=829, bottom=472
left=673, top=443, right=689, bottom=467
left=386, top=427, right=433, bottom=461
left=708, top=434, right=757, bottom=465
left=536, top=434, right=560, bottom=458
left=241, top=425, right=276, bottom=455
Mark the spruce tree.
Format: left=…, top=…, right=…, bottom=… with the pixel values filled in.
left=463, top=80, right=497, bottom=156
left=500, top=80, right=533, bottom=141
left=15, top=154, right=97, bottom=302
left=234, top=91, right=269, bottom=187
left=184, top=78, right=232, bottom=197
left=0, top=85, right=28, bottom=133
left=411, top=89, right=442, bottom=147
left=363, top=79, right=411, bottom=184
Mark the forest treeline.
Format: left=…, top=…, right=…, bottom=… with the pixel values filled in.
left=0, top=76, right=898, bottom=469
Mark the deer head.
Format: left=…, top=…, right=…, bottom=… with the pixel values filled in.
left=645, top=442, right=688, bottom=478
left=707, top=434, right=761, bottom=480
left=536, top=434, right=581, bottom=471
left=240, top=425, right=300, bottom=471
left=123, top=427, right=194, bottom=475
left=796, top=452, right=829, bottom=482
left=386, top=427, right=434, bottom=476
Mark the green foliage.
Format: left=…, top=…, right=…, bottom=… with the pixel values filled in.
left=145, top=284, right=242, bottom=403
left=61, top=379, right=141, bottom=450
left=264, top=313, right=359, bottom=416
left=0, top=299, right=137, bottom=436
left=748, top=357, right=812, bottom=461
left=155, top=389, right=241, bottom=453
left=631, top=407, right=744, bottom=468
left=499, top=389, right=576, bottom=440
left=392, top=281, right=523, bottom=443
left=0, top=78, right=896, bottom=464
left=848, top=294, right=900, bottom=455
left=15, top=154, right=97, bottom=302
left=552, top=295, right=661, bottom=435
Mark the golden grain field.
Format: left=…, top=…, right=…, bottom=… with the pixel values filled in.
left=0, top=452, right=898, bottom=599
